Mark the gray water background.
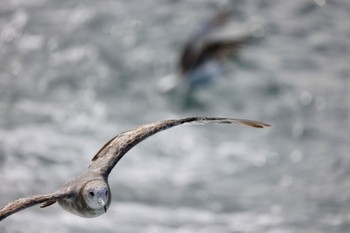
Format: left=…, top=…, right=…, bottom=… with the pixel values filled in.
left=0, top=0, right=350, bottom=232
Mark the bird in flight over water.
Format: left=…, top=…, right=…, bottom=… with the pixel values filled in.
left=157, top=10, right=250, bottom=93
left=0, top=117, right=270, bottom=221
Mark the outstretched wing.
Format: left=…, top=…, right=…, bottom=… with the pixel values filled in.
left=0, top=191, right=72, bottom=221
left=88, top=117, right=270, bottom=178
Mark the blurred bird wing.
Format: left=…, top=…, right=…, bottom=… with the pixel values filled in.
left=196, top=37, right=247, bottom=65
left=195, top=10, right=234, bottom=39
left=0, top=190, right=72, bottom=221
left=179, top=10, right=234, bottom=73
left=88, top=117, right=270, bottom=177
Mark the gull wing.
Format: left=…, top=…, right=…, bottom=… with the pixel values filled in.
left=0, top=190, right=72, bottom=221
left=88, top=117, right=270, bottom=178
left=194, top=10, right=234, bottom=40
left=179, top=37, right=247, bottom=74
left=197, top=37, right=247, bottom=65
left=178, top=10, right=234, bottom=74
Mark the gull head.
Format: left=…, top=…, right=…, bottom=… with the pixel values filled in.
left=82, top=180, right=110, bottom=214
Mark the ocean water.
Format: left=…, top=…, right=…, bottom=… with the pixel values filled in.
left=0, top=0, right=349, bottom=232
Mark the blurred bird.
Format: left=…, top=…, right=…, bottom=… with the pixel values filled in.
left=157, top=10, right=249, bottom=94
left=0, top=117, right=270, bottom=221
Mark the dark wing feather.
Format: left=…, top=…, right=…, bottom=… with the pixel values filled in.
left=88, top=117, right=270, bottom=177
left=0, top=191, right=71, bottom=221
left=178, top=10, right=234, bottom=74
left=195, top=38, right=247, bottom=67
left=178, top=42, right=197, bottom=74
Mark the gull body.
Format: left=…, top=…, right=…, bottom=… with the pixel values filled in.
left=56, top=172, right=111, bottom=218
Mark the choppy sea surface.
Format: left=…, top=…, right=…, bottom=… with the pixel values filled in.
left=0, top=0, right=349, bottom=232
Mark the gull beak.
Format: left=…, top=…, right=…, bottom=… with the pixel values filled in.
left=97, top=198, right=107, bottom=213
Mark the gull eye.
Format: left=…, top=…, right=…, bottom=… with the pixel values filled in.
left=89, top=191, right=95, bottom=197
left=105, top=190, right=108, bottom=196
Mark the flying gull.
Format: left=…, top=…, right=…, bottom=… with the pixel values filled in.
left=0, top=117, right=270, bottom=221
left=157, top=10, right=249, bottom=93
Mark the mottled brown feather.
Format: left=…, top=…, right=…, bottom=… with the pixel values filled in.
left=0, top=191, right=71, bottom=221
left=88, top=117, right=270, bottom=177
